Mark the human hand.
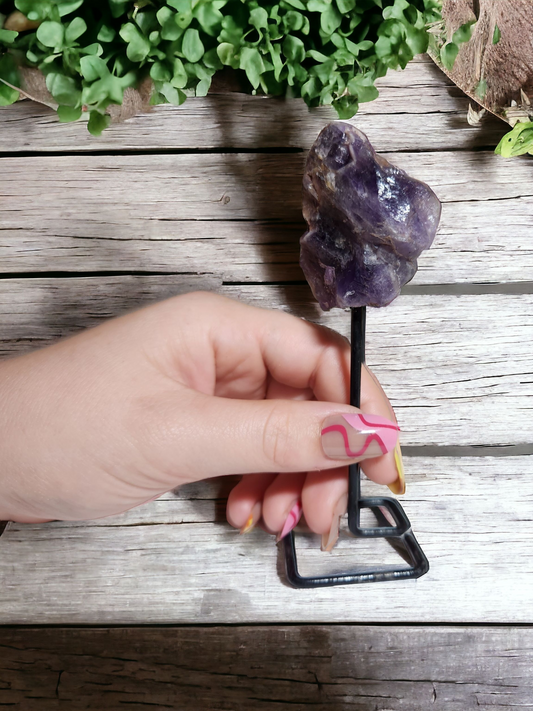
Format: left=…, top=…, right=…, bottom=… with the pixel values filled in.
left=0, top=292, right=402, bottom=550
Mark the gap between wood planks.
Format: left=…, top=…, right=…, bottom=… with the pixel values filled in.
left=1, top=273, right=533, bottom=296
left=0, top=141, right=506, bottom=159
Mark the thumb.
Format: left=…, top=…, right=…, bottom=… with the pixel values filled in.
left=169, top=393, right=400, bottom=479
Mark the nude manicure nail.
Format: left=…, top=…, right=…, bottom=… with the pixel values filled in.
left=387, top=441, right=406, bottom=495
left=321, top=413, right=399, bottom=461
left=276, top=500, right=303, bottom=542
left=239, top=501, right=262, bottom=535
left=321, top=493, right=348, bottom=552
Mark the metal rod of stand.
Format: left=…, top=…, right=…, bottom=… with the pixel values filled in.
left=282, top=302, right=429, bottom=587
left=347, top=306, right=365, bottom=532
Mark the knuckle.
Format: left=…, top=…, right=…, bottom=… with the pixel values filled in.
left=262, top=403, right=299, bottom=471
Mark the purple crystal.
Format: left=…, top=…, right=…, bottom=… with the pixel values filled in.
left=300, top=123, right=441, bottom=310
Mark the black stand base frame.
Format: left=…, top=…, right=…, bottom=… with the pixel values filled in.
left=282, top=306, right=429, bottom=589
left=283, top=462, right=429, bottom=588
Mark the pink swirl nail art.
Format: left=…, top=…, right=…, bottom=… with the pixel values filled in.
left=321, top=413, right=399, bottom=460
left=277, top=500, right=303, bottom=542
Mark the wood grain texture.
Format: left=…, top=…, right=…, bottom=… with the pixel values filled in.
left=0, top=279, right=531, bottom=447
left=1, top=625, right=533, bottom=710
left=0, top=50, right=532, bottom=639
left=0, top=57, right=507, bottom=154
left=2, top=150, right=532, bottom=284
left=0, top=456, right=532, bottom=624
left=2, top=198, right=533, bottom=285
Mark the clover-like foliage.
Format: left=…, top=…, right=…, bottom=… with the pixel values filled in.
left=0, top=0, right=441, bottom=134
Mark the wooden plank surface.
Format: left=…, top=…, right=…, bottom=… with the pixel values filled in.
left=1, top=150, right=532, bottom=285
left=1, top=456, right=532, bottom=624
left=1, top=48, right=532, bottom=636
left=0, top=58, right=507, bottom=153
left=1, top=201, right=533, bottom=285
left=1, top=625, right=533, bottom=710
left=0, top=279, right=531, bottom=447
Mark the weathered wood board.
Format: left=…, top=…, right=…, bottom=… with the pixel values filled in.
left=0, top=57, right=507, bottom=154
left=0, top=278, right=531, bottom=448
left=0, top=456, right=532, bottom=624
left=1, top=625, right=533, bottom=710
left=0, top=47, right=532, bottom=646
left=1, top=149, right=532, bottom=285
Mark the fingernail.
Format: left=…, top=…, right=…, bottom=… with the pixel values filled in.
left=276, top=500, right=303, bottom=542
left=321, top=413, right=399, bottom=461
left=321, top=493, right=348, bottom=552
left=239, top=501, right=262, bottom=535
left=388, top=441, right=406, bottom=495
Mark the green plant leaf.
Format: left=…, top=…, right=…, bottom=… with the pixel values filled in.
left=46, top=72, right=81, bottom=105
left=57, top=104, right=83, bottom=121
left=195, top=75, right=212, bottom=96
left=80, top=55, right=108, bottom=81
left=36, top=21, right=65, bottom=49
left=150, top=61, right=171, bottom=82
left=0, top=54, right=20, bottom=106
left=307, top=49, right=330, bottom=62
left=217, top=41, right=237, bottom=66
left=336, top=0, right=356, bottom=12
left=270, top=42, right=284, bottom=80
left=15, top=0, right=50, bottom=21
left=495, top=122, right=533, bottom=157
left=194, top=4, right=223, bottom=36
left=333, top=93, right=359, bottom=118
left=87, top=110, right=111, bottom=136
left=65, top=16, right=87, bottom=44
left=57, top=1, right=84, bottom=17
left=159, top=80, right=186, bottom=105
left=452, top=20, right=475, bottom=46
left=249, top=7, right=268, bottom=29
left=283, top=35, right=305, bottom=63
left=0, top=29, right=19, bottom=44
left=119, top=23, right=151, bottom=62
left=321, top=5, right=342, bottom=35
left=82, top=43, right=103, bottom=56
left=171, top=57, right=188, bottom=86
left=3, top=0, right=445, bottom=135
left=168, top=0, right=191, bottom=11
left=160, top=16, right=182, bottom=41
left=97, top=24, right=116, bottom=43
left=283, top=0, right=307, bottom=9
left=308, top=0, right=330, bottom=11
left=176, top=11, right=192, bottom=30
left=404, top=25, right=428, bottom=55
left=312, top=57, right=336, bottom=84
left=240, top=46, right=264, bottom=88
left=156, top=6, right=173, bottom=26
left=440, top=41, right=458, bottom=71
left=202, top=47, right=223, bottom=70
left=181, top=27, right=204, bottom=62
left=109, top=0, right=129, bottom=19
left=347, top=74, right=378, bottom=102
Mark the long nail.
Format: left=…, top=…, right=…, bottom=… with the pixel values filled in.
left=276, top=500, right=303, bottom=542
left=239, top=501, right=262, bottom=534
left=388, top=441, right=406, bottom=495
left=321, top=493, right=348, bottom=552
left=321, top=413, right=399, bottom=461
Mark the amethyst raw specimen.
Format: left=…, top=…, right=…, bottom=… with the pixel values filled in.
left=300, top=123, right=441, bottom=310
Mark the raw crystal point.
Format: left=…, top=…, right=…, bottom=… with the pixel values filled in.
left=300, top=122, right=441, bottom=310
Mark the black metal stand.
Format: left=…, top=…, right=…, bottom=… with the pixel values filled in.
left=282, top=307, right=429, bottom=588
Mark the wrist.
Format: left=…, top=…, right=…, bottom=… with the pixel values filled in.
left=0, top=356, right=44, bottom=522
left=0, top=359, right=20, bottom=520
